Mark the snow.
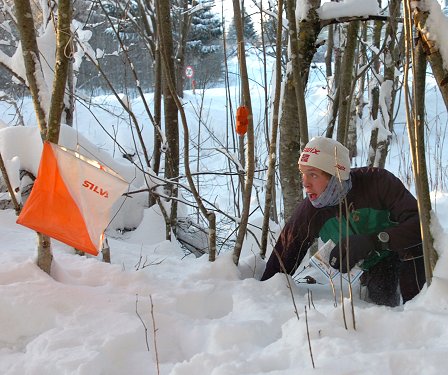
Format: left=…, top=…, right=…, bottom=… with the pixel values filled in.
left=1, top=2, right=448, bottom=375
left=1, top=198, right=448, bottom=374
left=318, top=0, right=381, bottom=20
left=425, top=0, right=448, bottom=71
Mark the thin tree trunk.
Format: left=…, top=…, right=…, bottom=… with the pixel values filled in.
left=16, top=0, right=72, bottom=275
left=65, top=58, right=74, bottom=127
left=367, top=19, right=382, bottom=166
left=279, top=74, right=302, bottom=221
left=258, top=0, right=278, bottom=223
left=15, top=0, right=48, bottom=138
left=161, top=72, right=218, bottom=262
left=175, top=0, right=191, bottom=97
left=349, top=22, right=368, bottom=158
left=325, top=24, right=334, bottom=78
left=47, top=0, right=72, bottom=143
left=413, top=39, right=436, bottom=281
left=260, top=0, right=283, bottom=258
left=221, top=13, right=241, bottom=220
left=403, top=0, right=437, bottom=285
left=376, top=0, right=401, bottom=168
left=15, top=0, right=53, bottom=275
left=284, top=0, right=307, bottom=148
left=279, top=0, right=321, bottom=218
left=231, top=0, right=255, bottom=265
left=156, top=0, right=179, bottom=238
left=156, top=0, right=217, bottom=260
left=151, top=47, right=163, bottom=206
left=0, top=151, right=22, bottom=215
left=97, top=1, right=153, bottom=170
left=326, top=25, right=342, bottom=138
left=413, top=8, right=448, bottom=109
left=336, top=21, right=359, bottom=146
left=284, top=0, right=321, bottom=150
left=36, top=233, right=52, bottom=275
left=137, top=0, right=161, bottom=206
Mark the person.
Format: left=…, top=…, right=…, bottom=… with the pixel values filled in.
left=261, top=136, right=426, bottom=307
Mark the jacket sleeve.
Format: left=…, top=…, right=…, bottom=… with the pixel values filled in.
left=374, top=168, right=422, bottom=260
left=260, top=202, right=313, bottom=281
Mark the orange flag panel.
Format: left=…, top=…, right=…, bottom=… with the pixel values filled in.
left=17, top=142, right=128, bottom=255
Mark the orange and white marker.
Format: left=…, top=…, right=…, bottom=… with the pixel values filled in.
left=17, top=141, right=129, bottom=255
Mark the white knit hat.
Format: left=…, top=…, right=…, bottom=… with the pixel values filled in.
left=298, top=136, right=351, bottom=180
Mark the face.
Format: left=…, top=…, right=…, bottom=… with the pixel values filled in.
left=299, top=165, right=331, bottom=201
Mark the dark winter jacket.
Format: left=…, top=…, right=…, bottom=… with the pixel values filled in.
left=261, top=167, right=423, bottom=281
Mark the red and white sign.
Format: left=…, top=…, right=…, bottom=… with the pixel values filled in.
left=185, top=65, right=194, bottom=78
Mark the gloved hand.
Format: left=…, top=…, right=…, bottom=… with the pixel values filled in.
left=329, top=234, right=376, bottom=273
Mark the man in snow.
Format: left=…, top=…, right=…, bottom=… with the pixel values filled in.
left=261, top=136, right=426, bottom=306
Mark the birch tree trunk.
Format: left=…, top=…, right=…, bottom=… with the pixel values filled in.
left=325, top=25, right=341, bottom=138
left=368, top=0, right=401, bottom=168
left=348, top=22, right=368, bottom=158
left=367, top=19, right=383, bottom=166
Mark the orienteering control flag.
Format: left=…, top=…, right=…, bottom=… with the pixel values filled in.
left=17, top=141, right=129, bottom=255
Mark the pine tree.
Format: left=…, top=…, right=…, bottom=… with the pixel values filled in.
left=227, top=9, right=258, bottom=47
left=185, top=1, right=224, bottom=86
left=187, top=2, right=221, bottom=55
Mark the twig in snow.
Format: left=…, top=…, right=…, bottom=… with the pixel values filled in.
left=307, top=289, right=316, bottom=310
left=135, top=294, right=150, bottom=352
left=272, top=248, right=300, bottom=320
left=150, top=295, right=160, bottom=375
left=305, top=306, right=315, bottom=369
